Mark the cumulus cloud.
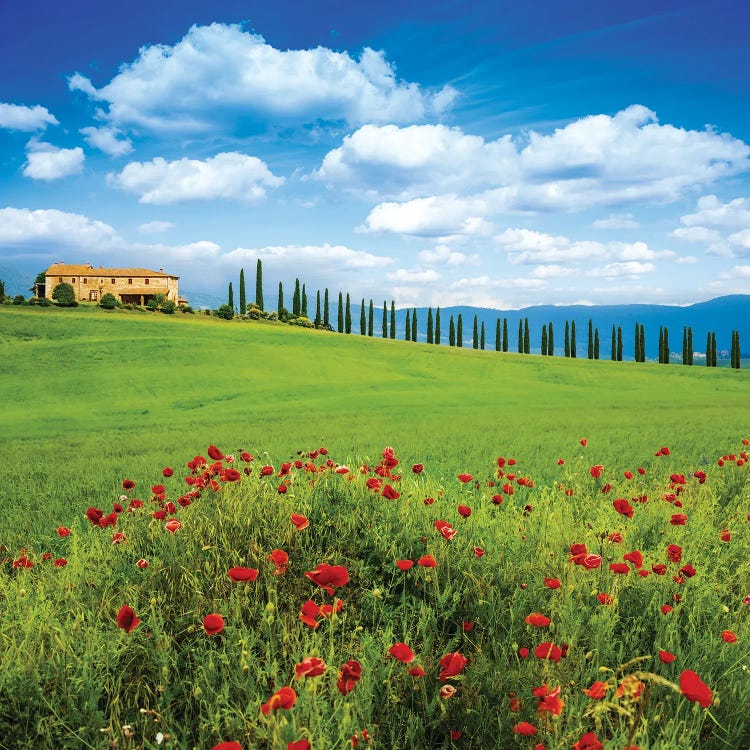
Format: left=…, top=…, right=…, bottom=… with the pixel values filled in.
left=109, top=152, right=284, bottom=203
left=385, top=268, right=440, bottom=283
left=224, top=243, right=392, bottom=271
left=589, top=261, right=655, bottom=279
left=671, top=195, right=750, bottom=257
left=417, top=244, right=469, bottom=266
left=0, top=103, right=58, bottom=132
left=68, top=23, right=456, bottom=133
left=592, top=213, right=640, bottom=229
left=80, top=126, right=133, bottom=157
left=0, top=207, right=119, bottom=247
left=138, top=220, right=175, bottom=233
left=22, top=140, right=85, bottom=181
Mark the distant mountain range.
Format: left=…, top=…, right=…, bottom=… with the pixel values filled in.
left=1, top=264, right=746, bottom=358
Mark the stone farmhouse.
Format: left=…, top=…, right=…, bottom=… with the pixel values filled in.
left=42, top=263, right=186, bottom=306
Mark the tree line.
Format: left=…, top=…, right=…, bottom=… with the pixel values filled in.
left=222, top=262, right=741, bottom=369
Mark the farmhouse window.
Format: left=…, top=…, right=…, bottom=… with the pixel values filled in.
left=58, top=277, right=63, bottom=282
left=145, top=278, right=149, bottom=285
left=83, top=278, right=87, bottom=284
left=111, top=278, right=115, bottom=284
left=71, top=278, right=76, bottom=283
left=128, top=278, right=132, bottom=285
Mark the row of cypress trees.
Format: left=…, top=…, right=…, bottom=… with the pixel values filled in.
left=228, top=262, right=740, bottom=366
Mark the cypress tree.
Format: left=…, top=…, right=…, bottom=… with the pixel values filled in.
left=293, top=279, right=301, bottom=316
left=405, top=310, right=411, bottom=341
left=503, top=318, right=508, bottom=352
left=360, top=298, right=366, bottom=335
left=427, top=307, right=434, bottom=344
left=324, top=289, right=330, bottom=326
left=682, top=326, right=687, bottom=365
left=314, top=290, right=321, bottom=327
left=523, top=318, right=530, bottom=354
left=228, top=281, right=234, bottom=311
left=518, top=320, right=523, bottom=353
left=390, top=302, right=396, bottom=339
left=594, top=328, right=600, bottom=359
left=611, top=324, right=616, bottom=361
left=617, top=326, right=623, bottom=361
left=730, top=330, right=736, bottom=369
left=301, top=284, right=308, bottom=317
left=571, top=321, right=577, bottom=358
left=480, top=321, right=485, bottom=350
left=639, top=324, right=645, bottom=362
left=239, top=268, right=246, bottom=315
left=634, top=322, right=640, bottom=361
left=255, top=259, right=264, bottom=310
left=337, top=292, right=343, bottom=333
left=541, top=324, right=548, bottom=356
left=382, top=302, right=388, bottom=338
left=495, top=318, right=501, bottom=352
left=368, top=300, right=374, bottom=337
left=711, top=331, right=717, bottom=367
left=449, top=316, right=456, bottom=347
left=706, top=332, right=712, bottom=367
left=658, top=326, right=664, bottom=364
left=548, top=322, right=554, bottom=356
left=345, top=293, right=351, bottom=334
left=564, top=321, right=570, bottom=357
left=663, top=327, right=669, bottom=364
left=687, top=326, right=693, bottom=365
left=411, top=309, right=417, bottom=342
left=277, top=282, right=284, bottom=315
left=435, top=307, right=441, bottom=345
left=457, top=314, right=464, bottom=347
left=472, top=315, right=479, bottom=349
left=734, top=331, right=741, bottom=369
left=587, top=318, right=593, bottom=359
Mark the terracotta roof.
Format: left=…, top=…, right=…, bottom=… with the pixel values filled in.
left=45, top=263, right=178, bottom=279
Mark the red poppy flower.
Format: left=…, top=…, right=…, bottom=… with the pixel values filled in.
left=679, top=670, right=712, bottom=707
left=295, top=656, right=327, bottom=679
left=450, top=730, right=462, bottom=740
left=381, top=484, right=400, bottom=500
left=439, top=651, right=468, bottom=681
left=623, top=550, right=643, bottom=568
left=53, top=557, right=67, bottom=567
left=610, top=563, right=630, bottom=575
left=408, top=664, right=426, bottom=677
left=589, top=465, right=604, bottom=479
left=582, top=554, right=602, bottom=569
left=557, top=458, right=565, bottom=465
left=722, top=630, right=738, bottom=643
left=473, top=547, right=485, bottom=557
left=304, top=563, right=350, bottom=595
left=534, top=642, right=561, bottom=663
left=613, top=498, right=634, bottom=518
left=513, top=722, right=537, bottom=736
left=518, top=647, right=530, bottom=658
left=502, top=482, right=515, bottom=495
left=670, top=513, right=688, bottom=525
left=661, top=605, right=673, bottom=615
left=597, top=593, right=613, bottom=605
left=122, top=478, right=135, bottom=490
left=136, top=558, right=149, bottom=569
left=212, top=743, right=242, bottom=750
left=116, top=605, right=140, bottom=633
left=580, top=438, right=587, bottom=446
left=290, top=513, right=309, bottom=531
left=388, top=643, right=415, bottom=663
left=525, top=613, right=551, bottom=627
left=534, top=683, right=565, bottom=715
left=207, top=445, right=224, bottom=461
left=227, top=567, right=259, bottom=582
left=544, top=577, right=561, bottom=589
left=337, top=660, right=362, bottom=695
left=288, top=742, right=311, bottom=750
left=679, top=563, right=696, bottom=578
left=457, top=473, right=473, bottom=483
left=393, top=558, right=413, bottom=571
left=572, top=731, right=603, bottom=750
left=583, top=681, right=608, bottom=699
left=652, top=563, right=667, bottom=575
left=659, top=650, right=676, bottom=663
left=457, top=504, right=471, bottom=517
left=423, top=496, right=435, bottom=505
left=412, top=463, right=424, bottom=474
left=261, top=685, right=297, bottom=715
left=462, top=621, right=474, bottom=631
left=269, top=549, right=288, bottom=573
left=203, top=613, right=224, bottom=635
left=435, top=519, right=457, bottom=541
left=164, top=519, right=181, bottom=534
left=56, top=526, right=71, bottom=537
left=439, top=684, right=457, bottom=699
left=417, top=554, right=437, bottom=567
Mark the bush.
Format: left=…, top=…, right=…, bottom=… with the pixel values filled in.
left=37, top=297, right=51, bottom=307
left=216, top=304, right=234, bottom=320
left=246, top=303, right=262, bottom=320
left=99, top=293, right=119, bottom=310
left=12, top=295, right=26, bottom=305
left=51, top=282, right=77, bottom=307
left=160, top=299, right=176, bottom=314
left=146, top=299, right=159, bottom=311
left=179, top=305, right=193, bottom=314
left=290, top=315, right=314, bottom=328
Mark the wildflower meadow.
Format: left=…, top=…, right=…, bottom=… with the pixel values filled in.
left=0, top=306, right=748, bottom=750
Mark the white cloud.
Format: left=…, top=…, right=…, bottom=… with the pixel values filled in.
left=0, top=103, right=58, bottom=132
left=671, top=226, right=722, bottom=243
left=672, top=195, right=750, bottom=257
left=109, top=152, right=284, bottom=203
left=80, top=126, right=133, bottom=157
left=68, top=23, right=456, bottom=133
left=417, top=244, right=469, bottom=266
left=528, top=264, right=577, bottom=278
left=138, top=221, right=175, bottom=233
left=385, top=268, right=440, bottom=283
left=22, top=140, right=85, bottom=181
left=728, top=228, right=750, bottom=250
left=589, top=261, right=655, bottom=279
left=0, top=207, right=119, bottom=247
left=224, top=243, right=392, bottom=270
left=675, top=255, right=698, bottom=264
left=592, top=213, right=640, bottom=229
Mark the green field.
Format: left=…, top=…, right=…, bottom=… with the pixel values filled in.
left=0, top=305, right=748, bottom=749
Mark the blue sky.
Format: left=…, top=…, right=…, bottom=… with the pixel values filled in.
left=1, top=0, right=749, bottom=308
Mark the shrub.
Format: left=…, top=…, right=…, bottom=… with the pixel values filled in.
left=12, top=295, right=27, bottom=305
left=246, top=303, right=263, bottom=320
left=99, top=293, right=119, bottom=310
left=290, top=315, right=314, bottom=328
left=37, top=297, right=51, bottom=307
left=146, top=298, right=159, bottom=311
left=51, top=282, right=77, bottom=307
left=179, top=305, right=193, bottom=314
left=160, top=299, right=176, bottom=314
left=216, top=304, right=234, bottom=320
